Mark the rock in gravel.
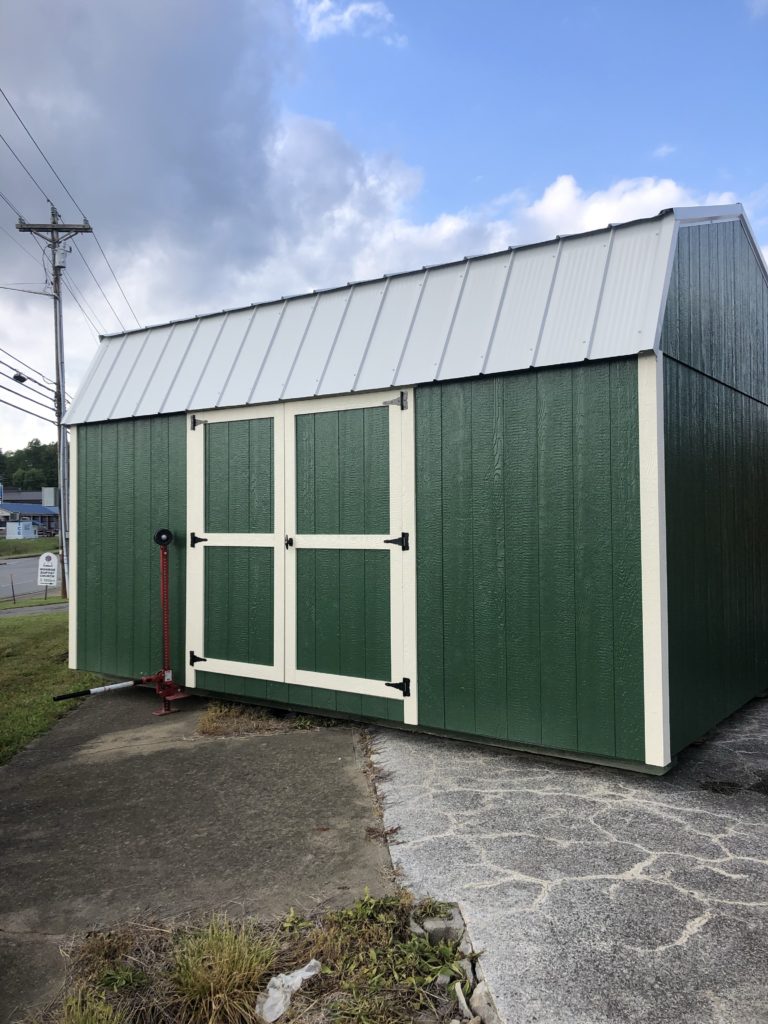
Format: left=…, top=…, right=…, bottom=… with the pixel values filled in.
left=469, top=980, right=502, bottom=1024
left=454, top=981, right=473, bottom=1020
left=459, top=957, right=475, bottom=985
left=408, top=914, right=427, bottom=936
left=421, top=906, right=465, bottom=945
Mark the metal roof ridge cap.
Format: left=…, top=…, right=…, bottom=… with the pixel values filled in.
left=672, top=203, right=744, bottom=223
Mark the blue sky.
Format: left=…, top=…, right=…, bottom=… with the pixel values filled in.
left=286, top=1, right=768, bottom=226
left=0, top=0, right=767, bottom=446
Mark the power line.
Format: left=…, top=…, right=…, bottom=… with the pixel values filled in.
left=0, top=357, right=56, bottom=394
left=0, top=381, right=55, bottom=413
left=72, top=240, right=126, bottom=331
left=0, top=394, right=56, bottom=425
left=62, top=277, right=101, bottom=340
left=63, top=270, right=107, bottom=333
left=0, top=367, right=56, bottom=401
left=0, top=221, right=39, bottom=263
left=0, top=84, right=142, bottom=328
left=0, top=345, right=57, bottom=387
left=0, top=129, right=52, bottom=205
left=0, top=188, right=22, bottom=219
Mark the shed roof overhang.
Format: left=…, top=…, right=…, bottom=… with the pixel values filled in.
left=64, top=204, right=756, bottom=426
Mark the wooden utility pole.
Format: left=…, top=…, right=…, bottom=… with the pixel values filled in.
left=17, top=206, right=92, bottom=598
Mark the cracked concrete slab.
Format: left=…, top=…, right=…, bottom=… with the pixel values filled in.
left=373, top=699, right=768, bottom=1024
left=0, top=689, right=391, bottom=1022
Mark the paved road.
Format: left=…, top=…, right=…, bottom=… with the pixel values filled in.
left=0, top=602, right=67, bottom=618
left=374, top=701, right=768, bottom=1024
left=0, top=556, right=42, bottom=601
left=0, top=690, right=392, bottom=1021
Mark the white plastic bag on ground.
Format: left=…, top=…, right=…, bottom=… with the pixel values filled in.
left=256, top=958, right=322, bottom=1022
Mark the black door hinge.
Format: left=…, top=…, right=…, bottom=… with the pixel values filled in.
left=189, top=650, right=208, bottom=666
left=383, top=390, right=408, bottom=410
left=386, top=677, right=411, bottom=697
left=384, top=531, right=409, bottom=551
left=190, top=532, right=208, bottom=547
left=190, top=414, right=208, bottom=430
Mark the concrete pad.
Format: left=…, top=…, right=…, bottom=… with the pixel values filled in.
left=0, top=689, right=391, bottom=1022
left=373, top=699, right=768, bottom=1024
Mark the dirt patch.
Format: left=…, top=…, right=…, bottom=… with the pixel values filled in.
left=197, top=702, right=341, bottom=737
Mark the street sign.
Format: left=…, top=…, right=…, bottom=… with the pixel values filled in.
left=38, top=552, right=59, bottom=588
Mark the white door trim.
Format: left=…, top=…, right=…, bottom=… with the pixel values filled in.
left=185, top=389, right=418, bottom=725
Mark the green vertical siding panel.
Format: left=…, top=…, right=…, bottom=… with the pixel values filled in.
left=83, top=426, right=102, bottom=670
left=470, top=378, right=507, bottom=740
left=227, top=420, right=250, bottom=532
left=415, top=386, right=445, bottom=729
left=536, top=369, right=577, bottom=751
left=76, top=429, right=88, bottom=668
left=609, top=362, right=644, bottom=761
left=205, top=422, right=230, bottom=532
left=77, top=415, right=187, bottom=682
left=363, top=550, right=390, bottom=682
left=167, top=417, right=187, bottom=680
left=204, top=548, right=273, bottom=666
left=132, top=419, right=152, bottom=674
left=114, top=421, right=135, bottom=677
left=337, top=549, right=364, bottom=716
left=363, top=406, right=389, bottom=534
left=502, top=374, right=541, bottom=745
left=572, top=365, right=615, bottom=757
left=313, top=412, right=340, bottom=534
left=296, top=414, right=315, bottom=535
left=249, top=419, right=273, bottom=533
left=440, top=383, right=475, bottom=735
left=339, top=410, right=365, bottom=534
left=99, top=422, right=119, bottom=674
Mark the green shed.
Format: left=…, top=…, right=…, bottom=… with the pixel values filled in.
left=64, top=203, right=768, bottom=772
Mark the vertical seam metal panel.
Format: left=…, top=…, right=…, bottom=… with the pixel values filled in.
left=352, top=277, right=392, bottom=391
left=480, top=249, right=516, bottom=375
left=158, top=318, right=204, bottom=414
left=215, top=307, right=258, bottom=406
left=105, top=331, right=151, bottom=421
left=246, top=301, right=288, bottom=405
left=585, top=228, right=616, bottom=360
left=530, top=239, right=564, bottom=367
left=315, top=287, right=354, bottom=395
left=391, top=271, right=429, bottom=384
left=131, top=324, right=177, bottom=417
left=184, top=313, right=230, bottom=412
left=434, top=263, right=471, bottom=379
left=279, top=294, right=320, bottom=400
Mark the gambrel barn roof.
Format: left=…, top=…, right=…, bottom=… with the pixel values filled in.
left=65, top=204, right=761, bottom=425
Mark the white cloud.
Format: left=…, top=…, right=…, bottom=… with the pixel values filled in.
left=294, top=0, right=405, bottom=44
left=0, top=3, right=753, bottom=451
left=653, top=143, right=676, bottom=159
left=747, top=0, right=768, bottom=16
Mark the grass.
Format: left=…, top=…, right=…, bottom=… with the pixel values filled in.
left=198, top=700, right=340, bottom=736
left=0, top=536, right=58, bottom=559
left=0, top=611, right=101, bottom=764
left=0, top=594, right=67, bottom=610
left=33, top=894, right=471, bottom=1024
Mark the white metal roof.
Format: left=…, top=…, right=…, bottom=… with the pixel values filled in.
left=64, top=204, right=748, bottom=425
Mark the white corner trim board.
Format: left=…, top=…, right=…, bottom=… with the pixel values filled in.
left=637, top=351, right=671, bottom=767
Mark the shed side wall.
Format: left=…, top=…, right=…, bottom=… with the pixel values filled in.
left=662, top=221, right=768, bottom=753
left=415, top=362, right=645, bottom=762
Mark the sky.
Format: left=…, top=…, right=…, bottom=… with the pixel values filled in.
left=0, top=0, right=767, bottom=450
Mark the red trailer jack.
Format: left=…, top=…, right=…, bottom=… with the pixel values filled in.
left=54, top=528, right=189, bottom=715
